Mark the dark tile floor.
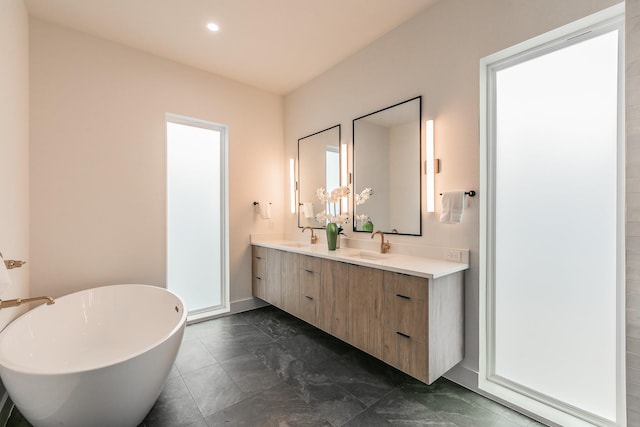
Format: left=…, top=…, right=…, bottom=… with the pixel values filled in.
left=7, top=306, right=545, bottom=427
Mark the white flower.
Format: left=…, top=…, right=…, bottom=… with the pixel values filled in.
left=315, top=187, right=330, bottom=203
left=330, top=186, right=350, bottom=202
left=315, top=186, right=351, bottom=226
left=355, top=188, right=373, bottom=205
left=315, top=210, right=331, bottom=224
left=332, top=213, right=350, bottom=226
left=355, top=214, right=370, bottom=223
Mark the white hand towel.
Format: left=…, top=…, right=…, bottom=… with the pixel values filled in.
left=260, top=202, right=272, bottom=219
left=302, top=202, right=314, bottom=219
left=0, top=254, right=12, bottom=295
left=440, top=191, right=466, bottom=224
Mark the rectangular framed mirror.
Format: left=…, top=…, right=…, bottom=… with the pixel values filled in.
left=298, top=125, right=341, bottom=229
left=352, top=96, right=422, bottom=236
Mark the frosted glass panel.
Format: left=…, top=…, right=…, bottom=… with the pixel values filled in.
left=494, top=30, right=618, bottom=421
left=167, top=121, right=222, bottom=313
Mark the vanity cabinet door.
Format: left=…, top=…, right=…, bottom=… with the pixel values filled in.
left=348, top=265, right=384, bottom=359
left=252, top=246, right=267, bottom=300
left=299, top=255, right=322, bottom=325
left=382, top=271, right=429, bottom=382
left=281, top=251, right=300, bottom=316
left=319, top=260, right=350, bottom=341
left=265, top=248, right=282, bottom=307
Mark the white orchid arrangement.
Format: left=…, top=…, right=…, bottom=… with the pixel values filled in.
left=315, top=186, right=350, bottom=226
left=355, top=188, right=373, bottom=205
left=354, top=188, right=373, bottom=225
left=355, top=213, right=370, bottom=223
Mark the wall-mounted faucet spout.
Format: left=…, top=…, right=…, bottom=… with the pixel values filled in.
left=0, top=296, right=55, bottom=309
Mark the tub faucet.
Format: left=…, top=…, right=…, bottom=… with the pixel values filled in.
left=302, top=226, right=318, bottom=244
left=371, top=230, right=391, bottom=254
left=0, top=296, right=55, bottom=309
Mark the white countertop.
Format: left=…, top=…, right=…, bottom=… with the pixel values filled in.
left=250, top=238, right=469, bottom=280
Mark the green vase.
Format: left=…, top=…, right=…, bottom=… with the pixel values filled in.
left=326, top=222, right=338, bottom=250
left=362, top=220, right=374, bottom=232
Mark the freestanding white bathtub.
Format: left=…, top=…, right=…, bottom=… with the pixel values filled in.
left=0, top=284, right=187, bottom=427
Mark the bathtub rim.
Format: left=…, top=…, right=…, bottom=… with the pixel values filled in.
left=0, top=283, right=187, bottom=376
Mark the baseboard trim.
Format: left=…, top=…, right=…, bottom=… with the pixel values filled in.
left=445, top=365, right=556, bottom=426
left=187, top=297, right=269, bottom=325
left=444, top=363, right=479, bottom=389
left=230, top=297, right=269, bottom=314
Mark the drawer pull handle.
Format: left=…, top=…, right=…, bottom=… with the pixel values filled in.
left=256, top=276, right=262, bottom=280
left=396, top=331, right=411, bottom=339
left=304, top=269, right=314, bottom=274
left=396, top=294, right=411, bottom=300
left=255, top=256, right=263, bottom=260
left=305, top=295, right=314, bottom=300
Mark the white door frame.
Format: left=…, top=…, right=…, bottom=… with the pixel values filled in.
left=479, top=4, right=626, bottom=426
left=166, top=113, right=230, bottom=322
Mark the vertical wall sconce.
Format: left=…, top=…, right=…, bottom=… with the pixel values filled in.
left=340, top=143, right=348, bottom=212
left=425, top=120, right=436, bottom=213
left=289, top=158, right=296, bottom=214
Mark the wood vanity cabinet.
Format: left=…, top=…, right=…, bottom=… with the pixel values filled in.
left=256, top=248, right=300, bottom=313
left=251, top=246, right=267, bottom=300
left=318, top=260, right=349, bottom=341
left=280, top=251, right=300, bottom=316
left=381, top=270, right=464, bottom=384
left=265, top=248, right=283, bottom=307
left=298, top=255, right=322, bottom=325
left=251, top=245, right=464, bottom=385
left=382, top=271, right=429, bottom=381
left=348, top=265, right=384, bottom=359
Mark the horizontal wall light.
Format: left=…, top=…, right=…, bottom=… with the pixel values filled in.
left=426, top=120, right=435, bottom=213
left=289, top=158, right=296, bottom=214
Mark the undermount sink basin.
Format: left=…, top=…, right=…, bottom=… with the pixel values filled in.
left=347, top=251, right=390, bottom=261
left=280, top=242, right=310, bottom=248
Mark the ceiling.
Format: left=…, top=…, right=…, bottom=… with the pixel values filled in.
left=24, top=0, right=439, bottom=95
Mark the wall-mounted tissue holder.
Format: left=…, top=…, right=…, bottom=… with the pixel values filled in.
left=0, top=252, right=27, bottom=270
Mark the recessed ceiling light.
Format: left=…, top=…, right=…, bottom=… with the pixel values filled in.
left=207, top=23, right=220, bottom=32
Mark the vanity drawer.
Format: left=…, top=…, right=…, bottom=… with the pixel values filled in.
left=300, top=269, right=321, bottom=299
left=384, top=291, right=427, bottom=340
left=299, top=291, right=318, bottom=325
left=300, top=254, right=322, bottom=274
left=383, top=327, right=428, bottom=381
left=299, top=255, right=321, bottom=325
left=383, top=271, right=427, bottom=301
left=252, top=246, right=267, bottom=300
left=300, top=255, right=321, bottom=296
left=300, top=257, right=321, bottom=299
left=253, top=247, right=267, bottom=275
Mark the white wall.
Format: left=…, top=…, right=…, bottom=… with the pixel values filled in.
left=284, top=0, right=618, bottom=388
left=0, top=0, right=30, bottom=330
left=29, top=18, right=284, bottom=304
